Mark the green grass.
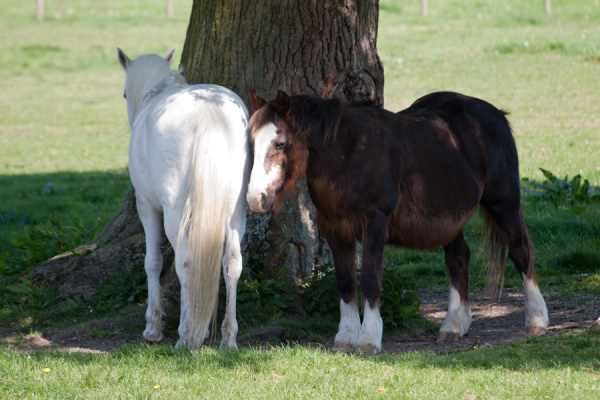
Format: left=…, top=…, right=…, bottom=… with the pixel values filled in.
left=0, top=0, right=193, bottom=254
left=1, top=329, right=600, bottom=399
left=1, top=1, right=600, bottom=398
left=379, top=0, right=600, bottom=185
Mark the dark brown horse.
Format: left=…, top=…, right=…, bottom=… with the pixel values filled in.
left=247, top=90, right=548, bottom=354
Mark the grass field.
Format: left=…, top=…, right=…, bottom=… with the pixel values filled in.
left=1, top=330, right=600, bottom=399
left=1, top=0, right=600, bottom=398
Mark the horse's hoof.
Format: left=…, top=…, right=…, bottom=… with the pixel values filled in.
left=143, top=329, right=164, bottom=342
left=437, top=332, right=460, bottom=343
left=331, top=342, right=355, bottom=353
left=356, top=344, right=380, bottom=355
left=219, top=341, right=238, bottom=351
left=175, top=339, right=184, bottom=348
left=526, top=326, right=546, bottom=336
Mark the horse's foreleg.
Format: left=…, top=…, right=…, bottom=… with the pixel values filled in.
left=439, top=232, right=472, bottom=343
left=328, top=234, right=360, bottom=352
left=137, top=199, right=165, bottom=342
left=357, top=213, right=387, bottom=355
left=220, top=207, right=246, bottom=350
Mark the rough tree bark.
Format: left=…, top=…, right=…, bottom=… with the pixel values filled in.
left=180, top=0, right=384, bottom=284
left=32, top=0, right=384, bottom=304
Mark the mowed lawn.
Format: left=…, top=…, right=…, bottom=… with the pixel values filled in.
left=1, top=0, right=600, bottom=399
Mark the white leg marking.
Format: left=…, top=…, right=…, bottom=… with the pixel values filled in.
left=357, top=300, right=383, bottom=354
left=522, top=273, right=549, bottom=331
left=332, top=300, right=361, bottom=351
left=439, top=286, right=472, bottom=336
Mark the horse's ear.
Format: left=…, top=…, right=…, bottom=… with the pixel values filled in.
left=117, top=48, right=131, bottom=70
left=164, top=48, right=176, bottom=66
left=250, top=89, right=267, bottom=111
left=275, top=90, right=290, bottom=115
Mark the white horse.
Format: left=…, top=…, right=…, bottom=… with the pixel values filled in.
left=117, top=48, right=251, bottom=349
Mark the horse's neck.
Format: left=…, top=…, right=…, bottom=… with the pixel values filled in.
left=130, top=72, right=186, bottom=125
left=143, top=73, right=186, bottom=103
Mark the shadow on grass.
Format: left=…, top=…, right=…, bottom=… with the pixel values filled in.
left=0, top=170, right=131, bottom=254
left=392, top=328, right=600, bottom=371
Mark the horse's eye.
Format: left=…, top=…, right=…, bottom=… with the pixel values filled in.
left=123, top=91, right=127, bottom=99
left=275, top=142, right=286, bottom=150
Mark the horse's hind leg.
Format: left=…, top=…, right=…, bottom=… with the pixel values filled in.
left=327, top=234, right=361, bottom=353
left=481, top=203, right=549, bottom=335
left=219, top=202, right=246, bottom=350
left=438, top=232, right=473, bottom=343
left=137, top=198, right=165, bottom=342
left=163, top=208, right=198, bottom=348
left=507, top=210, right=548, bottom=335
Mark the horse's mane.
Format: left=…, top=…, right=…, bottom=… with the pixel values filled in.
left=127, top=54, right=187, bottom=119
left=251, top=95, right=343, bottom=141
left=288, top=95, right=343, bottom=141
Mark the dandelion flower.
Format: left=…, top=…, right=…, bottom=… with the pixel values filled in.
left=377, top=388, right=387, bottom=393
left=154, top=385, right=161, bottom=390
left=43, top=368, right=51, bottom=373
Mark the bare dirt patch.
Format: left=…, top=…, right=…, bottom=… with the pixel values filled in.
left=2, top=290, right=599, bottom=355
left=382, top=289, right=600, bottom=354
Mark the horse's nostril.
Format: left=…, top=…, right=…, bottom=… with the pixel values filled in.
left=260, top=193, right=267, bottom=207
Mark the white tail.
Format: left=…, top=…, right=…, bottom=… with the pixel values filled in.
left=178, top=109, right=229, bottom=347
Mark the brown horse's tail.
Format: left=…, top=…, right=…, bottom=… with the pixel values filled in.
left=479, top=206, right=534, bottom=302
left=480, top=206, right=508, bottom=302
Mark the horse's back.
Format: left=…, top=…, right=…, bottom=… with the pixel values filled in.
left=401, top=92, right=516, bottom=158
left=399, top=91, right=520, bottom=186
left=153, top=84, right=249, bottom=137
left=382, top=92, right=515, bottom=248
left=129, top=84, right=250, bottom=211
left=392, top=91, right=523, bottom=239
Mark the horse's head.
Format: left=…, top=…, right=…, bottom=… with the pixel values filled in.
left=247, top=89, right=309, bottom=215
left=117, top=48, right=177, bottom=126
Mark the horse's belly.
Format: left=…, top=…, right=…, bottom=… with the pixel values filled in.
left=387, top=210, right=474, bottom=250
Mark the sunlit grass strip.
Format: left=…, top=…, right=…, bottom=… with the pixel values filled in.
left=1, top=330, right=599, bottom=399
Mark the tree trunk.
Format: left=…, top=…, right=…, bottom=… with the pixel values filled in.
left=180, top=0, right=384, bottom=283
left=421, top=0, right=428, bottom=17
left=544, top=0, right=551, bottom=14
left=32, top=0, right=384, bottom=304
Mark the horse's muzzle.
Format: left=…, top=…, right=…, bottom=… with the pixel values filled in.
left=246, top=191, right=271, bottom=215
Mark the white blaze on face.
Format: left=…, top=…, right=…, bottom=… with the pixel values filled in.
left=247, top=122, right=281, bottom=213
